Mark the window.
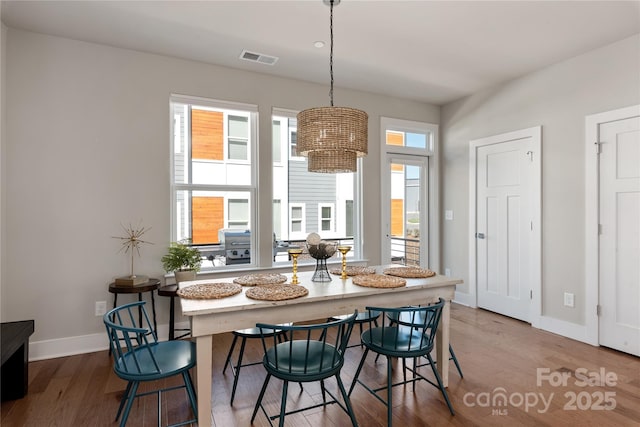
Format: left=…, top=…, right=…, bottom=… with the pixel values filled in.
left=228, top=199, right=249, bottom=228
left=170, top=99, right=363, bottom=270
left=171, top=95, right=256, bottom=263
left=289, top=128, right=300, bottom=158
left=289, top=203, right=305, bottom=236
left=273, top=109, right=360, bottom=263
left=228, top=115, right=249, bottom=161
left=319, top=203, right=335, bottom=232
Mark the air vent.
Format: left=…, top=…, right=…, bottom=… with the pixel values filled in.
left=239, top=50, right=278, bottom=66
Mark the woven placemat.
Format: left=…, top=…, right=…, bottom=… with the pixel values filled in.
left=245, top=284, right=309, bottom=301
left=329, top=266, right=376, bottom=276
left=233, top=273, right=288, bottom=286
left=383, top=267, right=436, bottom=278
left=352, top=274, right=406, bottom=288
left=177, top=282, right=242, bottom=300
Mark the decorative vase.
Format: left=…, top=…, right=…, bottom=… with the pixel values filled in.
left=307, top=242, right=337, bottom=282
left=174, top=270, right=196, bottom=284
left=312, top=258, right=332, bottom=282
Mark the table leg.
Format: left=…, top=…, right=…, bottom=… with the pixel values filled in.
left=196, top=334, right=213, bottom=427
left=436, top=298, right=450, bottom=388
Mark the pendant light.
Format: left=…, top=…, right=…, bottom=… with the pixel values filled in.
left=296, top=0, right=368, bottom=173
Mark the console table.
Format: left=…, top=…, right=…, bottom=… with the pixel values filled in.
left=1, top=320, right=35, bottom=401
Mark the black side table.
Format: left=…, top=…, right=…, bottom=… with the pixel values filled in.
left=108, top=278, right=160, bottom=335
left=1, top=320, right=35, bottom=401
left=158, top=284, right=191, bottom=340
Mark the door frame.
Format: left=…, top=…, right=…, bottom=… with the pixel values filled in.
left=585, top=104, right=640, bottom=346
left=379, top=117, right=440, bottom=270
left=467, top=126, right=542, bottom=326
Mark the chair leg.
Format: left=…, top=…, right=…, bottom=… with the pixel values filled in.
left=348, top=347, right=369, bottom=396
left=120, top=381, right=140, bottom=427
left=223, top=334, right=239, bottom=374
left=450, top=344, right=464, bottom=378
left=183, top=370, right=198, bottom=417
left=426, top=354, right=455, bottom=415
left=115, top=381, right=133, bottom=421
left=402, top=358, right=407, bottom=384
left=279, top=380, right=289, bottom=427
left=230, top=337, right=247, bottom=405
left=251, top=373, right=271, bottom=423
left=321, top=379, right=327, bottom=403
left=335, top=374, right=358, bottom=427
left=412, top=357, right=417, bottom=392
left=387, top=356, right=393, bottom=427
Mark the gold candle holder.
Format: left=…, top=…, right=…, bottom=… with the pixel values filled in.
left=337, top=245, right=351, bottom=279
left=288, top=248, right=303, bottom=284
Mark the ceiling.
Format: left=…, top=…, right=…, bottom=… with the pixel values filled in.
left=2, top=1, right=639, bottom=105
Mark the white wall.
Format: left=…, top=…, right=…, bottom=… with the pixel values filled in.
left=441, top=35, right=640, bottom=329
left=0, top=17, right=4, bottom=318
left=1, top=28, right=438, bottom=357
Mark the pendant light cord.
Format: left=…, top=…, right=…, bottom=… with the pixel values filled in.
left=329, top=0, right=334, bottom=107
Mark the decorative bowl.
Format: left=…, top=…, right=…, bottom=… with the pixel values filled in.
left=307, top=241, right=338, bottom=259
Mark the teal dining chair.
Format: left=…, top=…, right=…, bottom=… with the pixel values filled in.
left=223, top=324, right=291, bottom=405
left=348, top=299, right=454, bottom=426
left=103, top=301, right=197, bottom=427
left=387, top=307, right=463, bottom=378
left=251, top=312, right=359, bottom=427
left=326, top=310, right=380, bottom=349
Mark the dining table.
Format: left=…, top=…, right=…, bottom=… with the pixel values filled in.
left=179, top=266, right=462, bottom=427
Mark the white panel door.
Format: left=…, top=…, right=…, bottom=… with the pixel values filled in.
left=598, top=116, right=640, bottom=356
left=382, top=154, right=429, bottom=267
left=475, top=137, right=534, bottom=322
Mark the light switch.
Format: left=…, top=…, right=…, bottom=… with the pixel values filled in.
left=445, top=210, right=454, bottom=221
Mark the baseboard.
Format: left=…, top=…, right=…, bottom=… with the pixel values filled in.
left=453, top=290, right=476, bottom=307
left=29, top=321, right=191, bottom=361
left=536, top=315, right=598, bottom=346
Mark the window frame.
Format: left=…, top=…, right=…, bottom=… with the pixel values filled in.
left=170, top=94, right=258, bottom=269
left=272, top=107, right=364, bottom=264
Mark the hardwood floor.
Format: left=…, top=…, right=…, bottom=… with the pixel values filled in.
left=2, top=304, right=639, bottom=426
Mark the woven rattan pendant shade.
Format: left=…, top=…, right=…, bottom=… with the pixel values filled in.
left=297, top=106, right=368, bottom=173
left=296, top=0, right=368, bottom=173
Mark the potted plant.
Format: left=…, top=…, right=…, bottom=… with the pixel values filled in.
left=162, top=240, right=202, bottom=284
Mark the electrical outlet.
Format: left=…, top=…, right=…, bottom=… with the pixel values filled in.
left=445, top=268, right=451, bottom=277
left=95, top=301, right=107, bottom=316
left=445, top=210, right=454, bottom=221
left=563, top=292, right=575, bottom=308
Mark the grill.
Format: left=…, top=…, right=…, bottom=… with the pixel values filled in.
left=219, top=229, right=251, bottom=265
